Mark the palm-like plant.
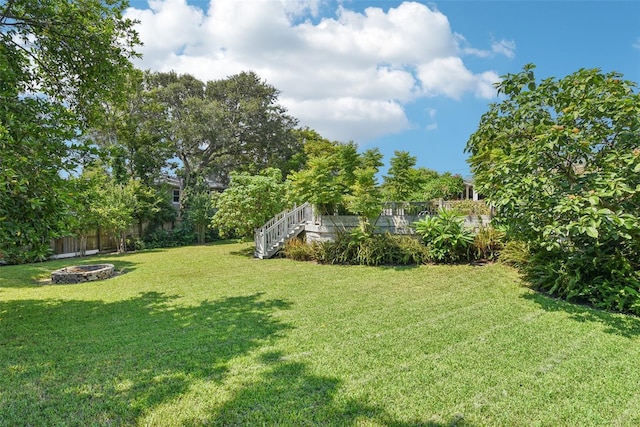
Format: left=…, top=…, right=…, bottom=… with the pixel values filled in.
left=413, top=209, right=475, bottom=263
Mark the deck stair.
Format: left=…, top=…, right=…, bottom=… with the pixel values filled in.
left=254, top=203, right=313, bottom=259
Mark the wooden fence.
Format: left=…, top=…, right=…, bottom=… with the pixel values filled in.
left=50, top=224, right=143, bottom=258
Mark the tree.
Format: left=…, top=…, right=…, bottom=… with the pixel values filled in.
left=344, top=167, right=383, bottom=233
left=288, top=137, right=387, bottom=219
left=211, top=168, right=288, bottom=238
left=92, top=178, right=138, bottom=253
left=466, top=65, right=640, bottom=314
left=361, top=148, right=385, bottom=170
left=382, top=151, right=422, bottom=201
left=287, top=136, right=357, bottom=215
left=0, top=89, right=77, bottom=263
left=150, top=71, right=300, bottom=204
left=181, top=177, right=215, bottom=244
left=205, top=72, right=301, bottom=177
left=1, top=0, right=138, bottom=122
left=0, top=0, right=139, bottom=263
left=417, top=171, right=464, bottom=201
left=335, top=141, right=360, bottom=192
left=87, top=70, right=174, bottom=186
left=67, top=167, right=106, bottom=256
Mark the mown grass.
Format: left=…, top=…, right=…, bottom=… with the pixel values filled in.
left=1, top=242, right=639, bottom=426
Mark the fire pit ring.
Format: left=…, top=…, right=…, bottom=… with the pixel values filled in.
left=51, top=264, right=115, bottom=284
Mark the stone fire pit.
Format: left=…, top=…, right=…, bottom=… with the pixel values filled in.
left=51, top=264, right=115, bottom=284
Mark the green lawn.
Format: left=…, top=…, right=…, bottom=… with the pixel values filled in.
left=1, top=242, right=639, bottom=426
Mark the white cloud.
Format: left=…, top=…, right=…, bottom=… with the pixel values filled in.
left=282, top=97, right=410, bottom=142
left=125, top=0, right=506, bottom=143
left=491, top=39, right=516, bottom=59
left=125, top=0, right=205, bottom=69
left=425, top=108, right=438, bottom=131
left=633, top=38, right=640, bottom=50
left=458, top=34, right=516, bottom=59
left=417, top=57, right=498, bottom=100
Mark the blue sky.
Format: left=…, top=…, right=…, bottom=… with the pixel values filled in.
left=125, top=0, right=640, bottom=177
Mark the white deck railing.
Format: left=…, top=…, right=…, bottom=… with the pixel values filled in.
left=254, top=203, right=313, bottom=258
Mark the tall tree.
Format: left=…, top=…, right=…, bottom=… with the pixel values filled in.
left=205, top=72, right=300, bottom=177
left=87, top=69, right=174, bottom=186
left=466, top=65, right=640, bottom=314
left=361, top=147, right=384, bottom=170
left=0, top=0, right=139, bottom=122
left=150, top=71, right=300, bottom=201
left=344, top=167, right=383, bottom=233
left=382, top=151, right=421, bottom=201
left=288, top=136, right=357, bottom=215
left=0, top=0, right=139, bottom=263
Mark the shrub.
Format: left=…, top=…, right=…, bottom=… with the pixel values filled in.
left=143, top=227, right=177, bottom=249
left=466, top=65, right=640, bottom=314
left=526, top=245, right=640, bottom=315
left=413, top=210, right=475, bottom=263
left=125, top=237, right=146, bottom=252
left=388, top=234, right=431, bottom=265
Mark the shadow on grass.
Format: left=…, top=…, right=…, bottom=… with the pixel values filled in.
left=0, top=259, right=139, bottom=288
left=194, top=350, right=474, bottom=427
left=229, top=245, right=256, bottom=258
left=0, top=292, right=292, bottom=425
left=522, top=292, right=640, bottom=338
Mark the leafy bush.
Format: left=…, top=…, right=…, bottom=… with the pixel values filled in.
left=126, top=237, right=146, bottom=252
left=212, top=168, right=287, bottom=239
left=389, top=234, right=431, bottom=265
left=172, top=221, right=197, bottom=246
left=527, top=245, right=640, bottom=315
left=413, top=210, right=475, bottom=263
left=466, top=65, right=640, bottom=314
left=142, top=227, right=176, bottom=249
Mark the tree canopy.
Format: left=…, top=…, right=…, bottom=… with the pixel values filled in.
left=0, top=0, right=139, bottom=123
left=0, top=0, right=139, bottom=263
left=211, top=168, right=288, bottom=238
left=466, top=64, right=640, bottom=314
left=149, top=71, right=300, bottom=193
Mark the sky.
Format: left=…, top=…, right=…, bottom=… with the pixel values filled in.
left=124, top=0, right=640, bottom=177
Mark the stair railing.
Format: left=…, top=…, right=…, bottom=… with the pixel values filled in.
left=254, top=202, right=312, bottom=258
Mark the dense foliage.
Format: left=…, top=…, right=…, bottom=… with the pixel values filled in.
left=148, top=71, right=300, bottom=197
left=382, top=151, right=422, bottom=202
left=288, top=136, right=383, bottom=218
left=413, top=210, right=476, bottom=263
left=211, top=168, right=288, bottom=238
left=87, top=70, right=174, bottom=185
left=466, top=65, right=640, bottom=314
left=283, top=209, right=504, bottom=266
left=382, top=151, right=464, bottom=202
left=0, top=0, right=139, bottom=263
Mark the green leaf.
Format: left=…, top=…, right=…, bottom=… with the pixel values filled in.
left=585, top=227, right=599, bottom=238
